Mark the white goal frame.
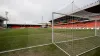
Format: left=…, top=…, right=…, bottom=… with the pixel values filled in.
left=52, top=12, right=100, bottom=56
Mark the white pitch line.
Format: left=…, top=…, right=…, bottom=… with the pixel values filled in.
left=4, top=34, right=34, bottom=37
left=55, top=36, right=95, bottom=44
left=76, top=46, right=100, bottom=56
left=53, top=43, right=71, bottom=56
left=0, top=43, right=52, bottom=54
left=0, top=36, right=96, bottom=54
left=4, top=33, right=51, bottom=37
left=54, top=36, right=98, bottom=56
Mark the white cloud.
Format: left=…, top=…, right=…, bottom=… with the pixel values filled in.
left=0, top=0, right=98, bottom=24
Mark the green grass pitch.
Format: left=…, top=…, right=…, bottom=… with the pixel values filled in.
left=0, top=28, right=100, bottom=56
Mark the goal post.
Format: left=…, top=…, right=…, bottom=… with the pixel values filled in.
left=51, top=0, right=100, bottom=56
left=52, top=11, right=100, bottom=56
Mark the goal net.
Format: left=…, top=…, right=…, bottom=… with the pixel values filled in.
left=52, top=0, right=100, bottom=56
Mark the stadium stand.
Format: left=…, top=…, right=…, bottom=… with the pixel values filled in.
left=7, top=24, right=42, bottom=28
left=53, top=20, right=100, bottom=29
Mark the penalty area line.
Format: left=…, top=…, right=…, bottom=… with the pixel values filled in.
left=5, top=33, right=51, bottom=38
left=0, top=43, right=52, bottom=54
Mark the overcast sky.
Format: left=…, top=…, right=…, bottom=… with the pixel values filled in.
left=0, top=0, right=98, bottom=24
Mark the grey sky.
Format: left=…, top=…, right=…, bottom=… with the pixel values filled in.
left=0, top=0, right=98, bottom=24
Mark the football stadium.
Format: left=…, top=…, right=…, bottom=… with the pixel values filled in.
left=0, top=0, right=100, bottom=56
